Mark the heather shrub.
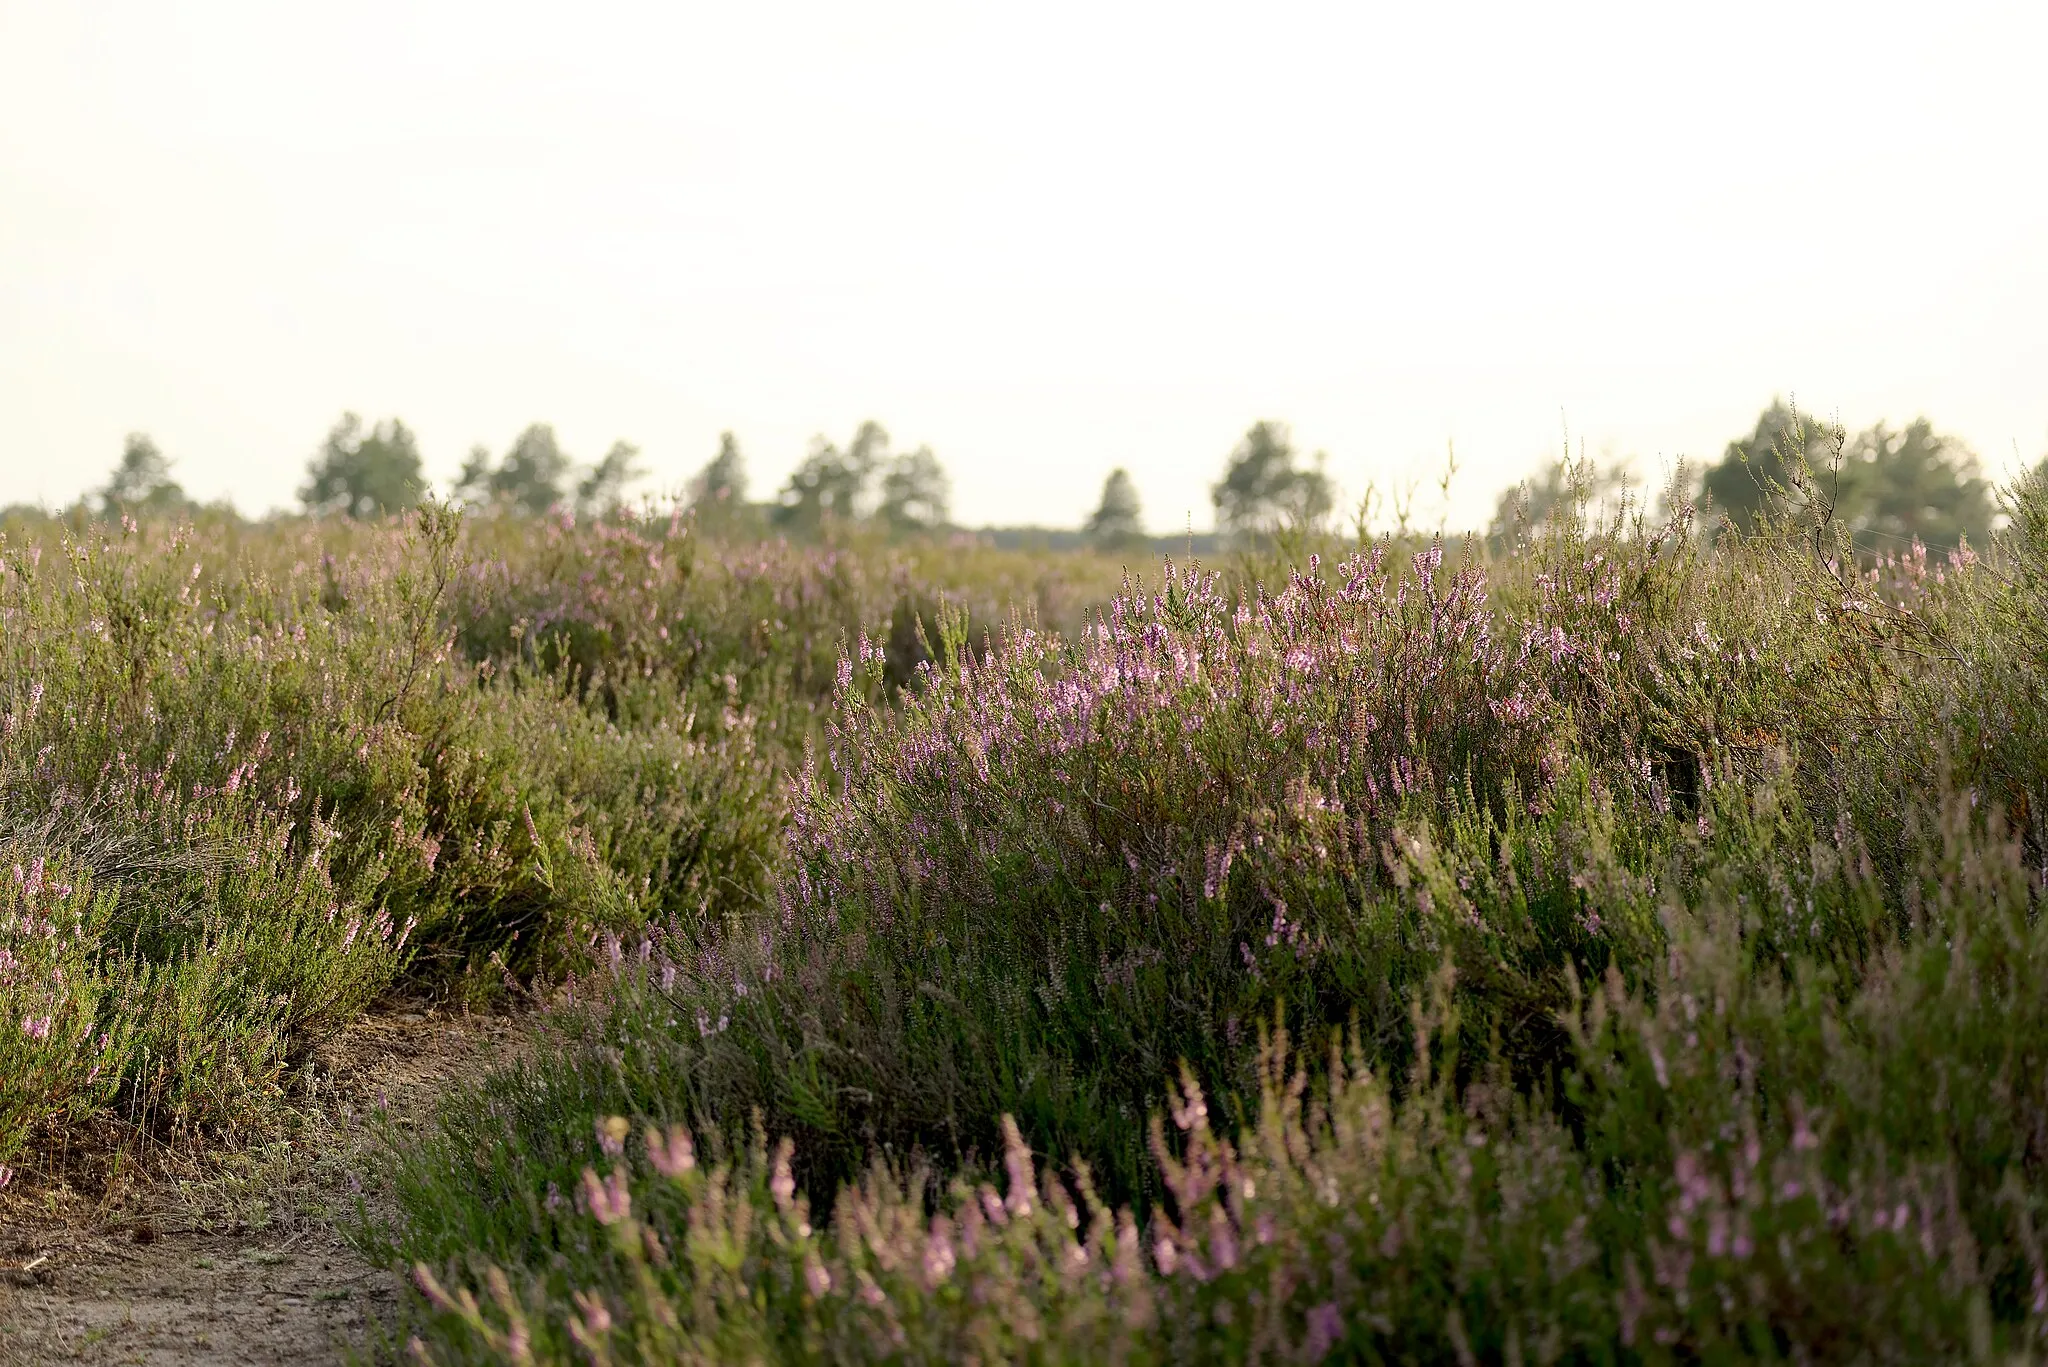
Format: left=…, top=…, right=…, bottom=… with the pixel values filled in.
left=775, top=547, right=1581, bottom=1189
left=0, top=502, right=1092, bottom=1161
left=0, top=736, right=405, bottom=1154
left=13, top=465, right=2048, bottom=1361
left=0, top=506, right=789, bottom=1156
left=1829, top=471, right=2048, bottom=865
left=367, top=749, right=1922, bottom=1291
left=388, top=791, right=2048, bottom=1363
left=0, top=850, right=127, bottom=1164
left=377, top=477, right=2048, bottom=1361
left=448, top=511, right=1122, bottom=719
left=1564, top=797, right=2048, bottom=1357
left=573, top=517, right=1823, bottom=1200
left=0, top=521, right=406, bottom=1151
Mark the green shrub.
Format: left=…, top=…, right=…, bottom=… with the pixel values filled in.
left=388, top=789, right=2048, bottom=1363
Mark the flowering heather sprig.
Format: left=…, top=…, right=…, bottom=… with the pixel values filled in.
left=580, top=1165, right=633, bottom=1226
left=644, top=1123, right=695, bottom=1178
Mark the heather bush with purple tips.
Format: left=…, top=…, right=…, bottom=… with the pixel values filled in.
left=0, top=500, right=1103, bottom=1170
left=12, top=466, right=2048, bottom=1359
left=0, top=505, right=795, bottom=1163
left=723, top=528, right=1721, bottom=1196
left=0, top=852, right=127, bottom=1159
left=382, top=471, right=2048, bottom=1361
left=396, top=795, right=2048, bottom=1360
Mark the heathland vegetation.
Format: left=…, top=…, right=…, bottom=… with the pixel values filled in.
left=5, top=404, right=2048, bottom=1362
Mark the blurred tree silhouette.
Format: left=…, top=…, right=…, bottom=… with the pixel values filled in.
left=1698, top=401, right=1991, bottom=550
left=97, top=433, right=189, bottom=518
left=1085, top=468, right=1146, bottom=549
left=773, top=421, right=889, bottom=532
left=1212, top=422, right=1331, bottom=540
left=1700, top=399, right=1842, bottom=535
left=494, top=424, right=573, bottom=514
left=1835, top=418, right=1993, bottom=551
left=1486, top=454, right=1636, bottom=548
left=877, top=446, right=950, bottom=533
left=452, top=445, right=492, bottom=507
left=300, top=413, right=423, bottom=518
left=576, top=440, right=645, bottom=516
left=454, top=423, right=573, bottom=514
left=690, top=432, right=748, bottom=509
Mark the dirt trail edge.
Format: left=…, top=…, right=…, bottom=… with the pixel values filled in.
left=0, top=1007, right=524, bottom=1367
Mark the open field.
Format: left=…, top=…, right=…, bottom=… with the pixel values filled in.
left=4, top=466, right=2048, bottom=1362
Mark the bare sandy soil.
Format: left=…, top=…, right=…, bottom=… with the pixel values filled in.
left=0, top=1007, right=525, bottom=1366
left=0, top=1224, right=395, bottom=1367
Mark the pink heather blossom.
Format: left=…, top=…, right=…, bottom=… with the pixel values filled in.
left=1001, top=1116, right=1036, bottom=1218
left=804, top=1255, right=832, bottom=1298
left=644, top=1125, right=695, bottom=1178
left=580, top=1166, right=632, bottom=1226
left=922, top=1220, right=957, bottom=1287
left=769, top=1142, right=797, bottom=1210
left=1304, top=1301, right=1345, bottom=1357
left=595, top=1115, right=628, bottom=1158
left=571, top=1289, right=613, bottom=1339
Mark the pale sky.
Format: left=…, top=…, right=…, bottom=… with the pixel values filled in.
left=2, top=1, right=2043, bottom=531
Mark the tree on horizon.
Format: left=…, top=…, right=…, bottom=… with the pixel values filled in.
left=576, top=440, right=645, bottom=516
left=1697, top=401, right=1992, bottom=550
left=1085, top=467, right=1146, bottom=549
left=300, top=413, right=424, bottom=519
left=1485, top=454, right=1638, bottom=548
left=690, top=432, right=748, bottom=508
left=1835, top=418, right=1993, bottom=551
left=97, top=433, right=189, bottom=518
left=1212, top=422, right=1332, bottom=541
left=1699, top=399, right=1843, bottom=536
left=454, top=423, right=574, bottom=514
left=773, top=421, right=890, bottom=532
left=877, top=446, right=951, bottom=533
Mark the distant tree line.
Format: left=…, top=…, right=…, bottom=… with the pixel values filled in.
left=1487, top=399, right=2005, bottom=553
left=96, top=434, right=191, bottom=518
left=751, top=421, right=952, bottom=534
left=449, top=423, right=645, bottom=517
left=52, top=412, right=1327, bottom=547
left=39, top=401, right=2038, bottom=560
left=1700, top=400, right=1995, bottom=551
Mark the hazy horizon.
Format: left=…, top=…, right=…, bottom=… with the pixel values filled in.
left=4, top=1, right=2044, bottom=531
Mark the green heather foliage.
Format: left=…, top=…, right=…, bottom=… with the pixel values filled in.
left=0, top=516, right=758, bottom=1163
left=8, top=449, right=2048, bottom=1361
left=0, top=500, right=1127, bottom=1174
left=388, top=790, right=2048, bottom=1364
left=375, top=475, right=2048, bottom=1363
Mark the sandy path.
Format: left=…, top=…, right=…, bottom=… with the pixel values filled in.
left=0, top=1007, right=525, bottom=1366
left=0, top=1226, right=395, bottom=1366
